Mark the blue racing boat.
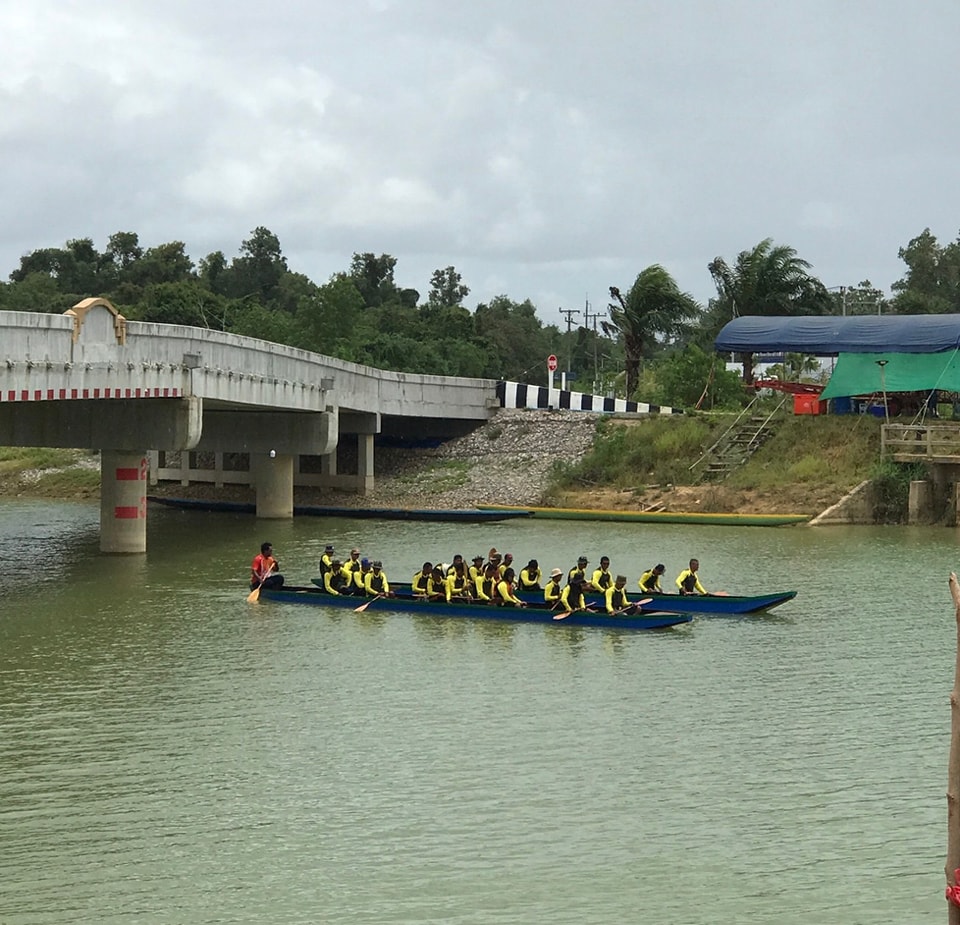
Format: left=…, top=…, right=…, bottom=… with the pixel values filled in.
left=256, top=586, right=692, bottom=630
left=520, top=589, right=797, bottom=616
left=387, top=583, right=797, bottom=616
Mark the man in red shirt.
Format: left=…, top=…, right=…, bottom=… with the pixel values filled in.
left=251, top=542, right=284, bottom=590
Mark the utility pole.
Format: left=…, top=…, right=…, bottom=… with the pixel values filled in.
left=559, top=306, right=580, bottom=333
left=582, top=297, right=603, bottom=394
left=559, top=307, right=580, bottom=389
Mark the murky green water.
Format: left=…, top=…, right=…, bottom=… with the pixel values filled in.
left=0, top=500, right=956, bottom=923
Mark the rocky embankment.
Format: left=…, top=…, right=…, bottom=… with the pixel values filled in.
left=349, top=409, right=599, bottom=509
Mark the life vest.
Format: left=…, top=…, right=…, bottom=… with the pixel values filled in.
left=519, top=568, right=541, bottom=589
left=639, top=569, right=659, bottom=591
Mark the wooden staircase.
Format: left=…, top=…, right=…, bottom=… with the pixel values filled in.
left=691, top=397, right=785, bottom=482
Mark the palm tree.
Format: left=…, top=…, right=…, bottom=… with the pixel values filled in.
left=704, top=239, right=831, bottom=385
left=707, top=238, right=831, bottom=325
left=604, top=265, right=700, bottom=398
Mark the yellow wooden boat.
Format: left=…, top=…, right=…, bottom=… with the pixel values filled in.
left=475, top=504, right=810, bottom=527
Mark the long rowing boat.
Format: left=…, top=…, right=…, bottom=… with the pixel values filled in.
left=386, top=583, right=797, bottom=616
left=148, top=496, right=529, bottom=522
left=257, top=586, right=693, bottom=630
left=474, top=503, right=810, bottom=527
left=524, top=589, right=797, bottom=615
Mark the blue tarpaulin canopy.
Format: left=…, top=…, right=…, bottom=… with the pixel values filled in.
left=714, top=315, right=960, bottom=355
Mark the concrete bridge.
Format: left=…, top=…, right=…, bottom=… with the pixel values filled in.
left=0, top=300, right=498, bottom=552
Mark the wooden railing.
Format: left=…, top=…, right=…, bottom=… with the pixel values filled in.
left=882, top=423, right=960, bottom=462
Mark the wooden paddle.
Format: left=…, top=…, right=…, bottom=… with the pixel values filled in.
left=554, top=596, right=653, bottom=620
left=611, top=597, right=653, bottom=616
left=354, top=593, right=384, bottom=613
left=247, top=568, right=276, bottom=602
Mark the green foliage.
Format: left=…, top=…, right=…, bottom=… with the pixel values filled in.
left=230, top=301, right=303, bottom=347
left=605, top=265, right=700, bottom=397
left=725, top=415, right=881, bottom=494
left=0, top=230, right=597, bottom=382
left=548, top=417, right=714, bottom=489
left=133, top=281, right=231, bottom=328
left=891, top=228, right=960, bottom=313
left=548, top=413, right=883, bottom=507
left=474, top=295, right=560, bottom=383
left=0, top=446, right=90, bottom=470
left=869, top=459, right=928, bottom=524
left=428, top=266, right=469, bottom=308
left=702, top=238, right=832, bottom=346
left=349, top=252, right=398, bottom=307
left=644, top=345, right=745, bottom=410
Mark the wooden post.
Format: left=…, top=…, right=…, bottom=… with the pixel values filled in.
left=947, top=573, right=960, bottom=922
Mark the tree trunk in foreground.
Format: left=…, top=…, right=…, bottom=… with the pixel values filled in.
left=946, top=573, right=960, bottom=923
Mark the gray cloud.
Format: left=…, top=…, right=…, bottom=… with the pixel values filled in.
left=1, top=0, right=957, bottom=326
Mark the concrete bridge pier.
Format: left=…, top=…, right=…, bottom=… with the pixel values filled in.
left=908, top=480, right=934, bottom=525
left=100, top=450, right=149, bottom=553
left=357, top=434, right=374, bottom=495
left=341, top=411, right=379, bottom=496
left=252, top=452, right=294, bottom=519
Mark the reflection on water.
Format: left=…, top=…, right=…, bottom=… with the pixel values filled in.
left=0, top=500, right=955, bottom=923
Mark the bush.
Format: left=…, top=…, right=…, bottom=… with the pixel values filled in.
left=547, top=417, right=715, bottom=489
left=870, top=460, right=928, bottom=524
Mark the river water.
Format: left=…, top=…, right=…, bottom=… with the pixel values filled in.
left=0, top=499, right=957, bottom=924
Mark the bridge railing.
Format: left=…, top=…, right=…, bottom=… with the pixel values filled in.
left=882, top=423, right=960, bottom=461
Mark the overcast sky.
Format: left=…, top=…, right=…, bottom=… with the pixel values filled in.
left=2, top=0, right=957, bottom=325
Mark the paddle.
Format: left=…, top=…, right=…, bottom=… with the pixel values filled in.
left=247, top=567, right=277, bottom=602
left=554, top=596, right=653, bottom=620
left=354, top=593, right=384, bottom=613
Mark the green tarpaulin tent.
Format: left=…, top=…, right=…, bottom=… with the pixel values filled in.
left=819, top=351, right=960, bottom=400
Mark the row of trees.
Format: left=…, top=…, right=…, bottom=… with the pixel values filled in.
left=1, top=226, right=955, bottom=409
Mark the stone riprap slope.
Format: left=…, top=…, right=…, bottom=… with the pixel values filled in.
left=320, top=409, right=598, bottom=509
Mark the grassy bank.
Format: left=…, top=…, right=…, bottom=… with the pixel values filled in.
left=544, top=412, right=885, bottom=515
left=0, top=447, right=101, bottom=498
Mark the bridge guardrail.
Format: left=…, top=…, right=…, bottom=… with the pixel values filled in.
left=881, top=423, right=960, bottom=461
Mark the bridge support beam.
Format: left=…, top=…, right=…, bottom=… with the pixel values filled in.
left=252, top=452, right=294, bottom=519
left=0, top=397, right=201, bottom=450
left=100, top=450, right=149, bottom=553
